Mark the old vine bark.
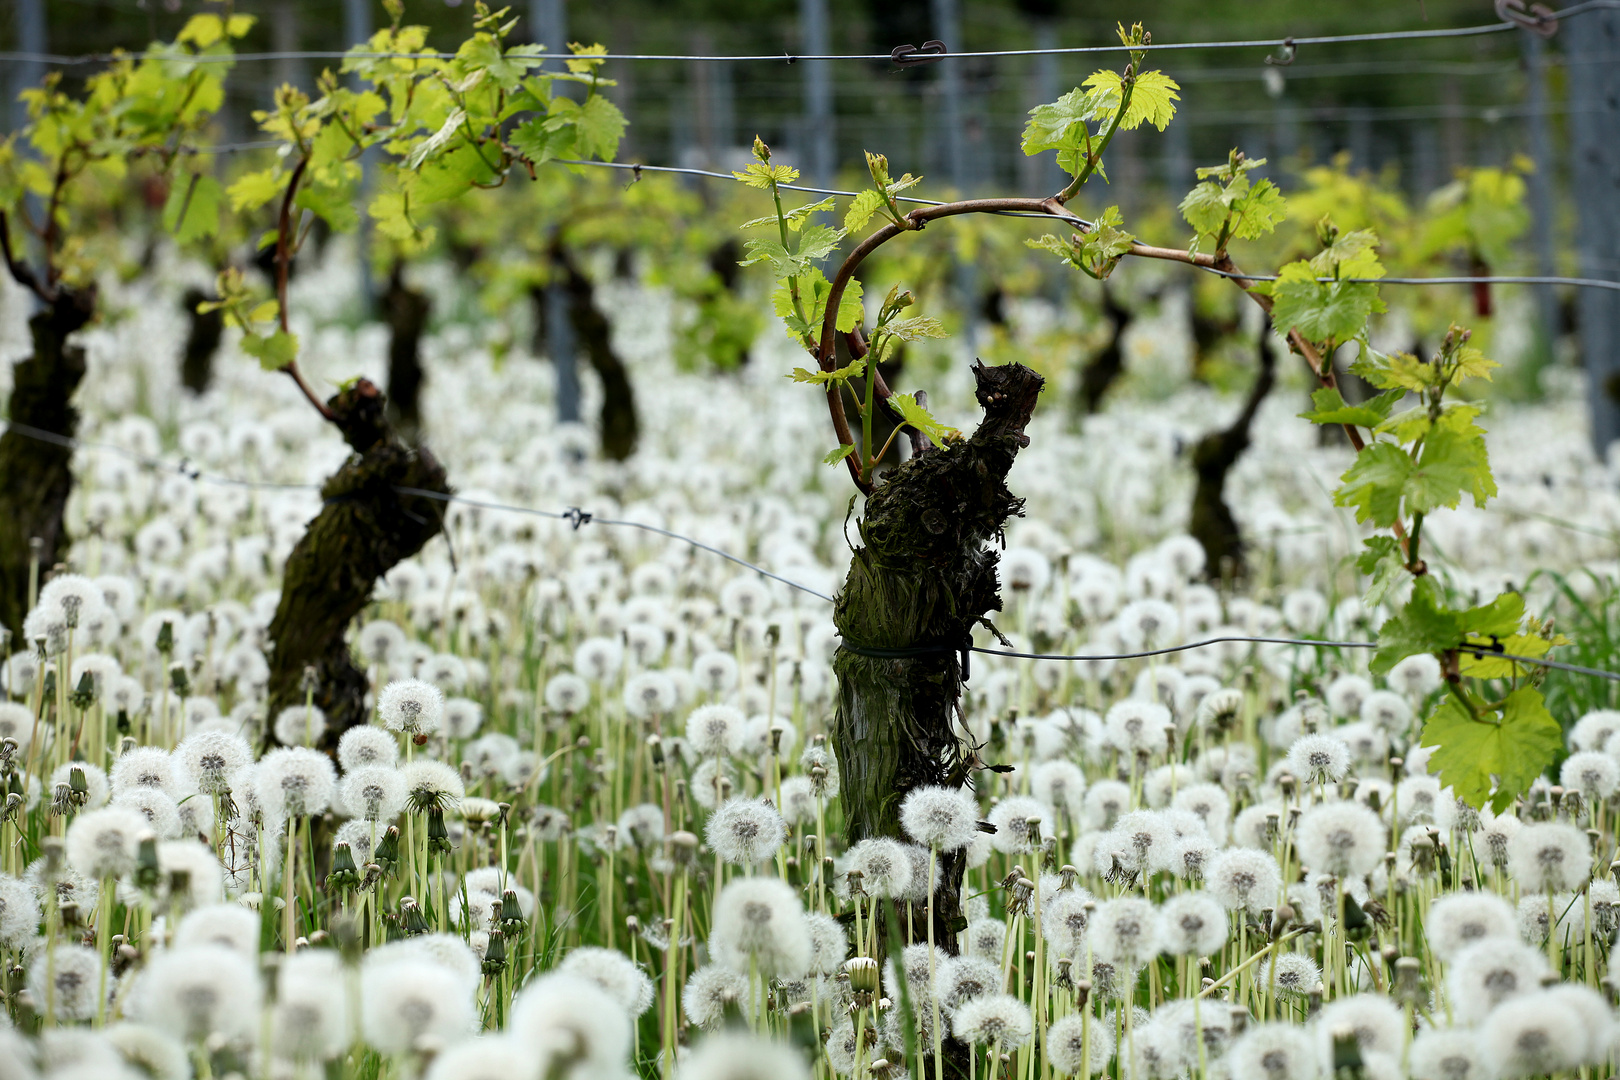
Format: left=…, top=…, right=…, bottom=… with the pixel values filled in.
left=0, top=288, right=96, bottom=643
left=832, top=360, right=1043, bottom=958
left=265, top=379, right=449, bottom=750
left=384, top=262, right=431, bottom=435
left=553, top=244, right=638, bottom=460
left=180, top=287, right=223, bottom=394
left=1188, top=326, right=1276, bottom=579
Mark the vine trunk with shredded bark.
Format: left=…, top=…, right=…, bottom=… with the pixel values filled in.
left=384, top=263, right=431, bottom=435
left=832, top=360, right=1043, bottom=1077
left=0, top=288, right=95, bottom=643
left=553, top=244, right=638, bottom=461
left=265, top=379, right=449, bottom=751
left=1188, top=327, right=1276, bottom=579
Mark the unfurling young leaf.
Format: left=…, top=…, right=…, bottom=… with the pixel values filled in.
left=823, top=443, right=859, bottom=467
left=788, top=357, right=866, bottom=386
left=1082, top=69, right=1180, bottom=132
left=1299, top=386, right=1405, bottom=430
left=892, top=392, right=960, bottom=445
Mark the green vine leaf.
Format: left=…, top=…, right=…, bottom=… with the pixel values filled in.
left=789, top=357, right=866, bottom=386
left=1299, top=386, right=1404, bottom=429
left=1269, top=260, right=1385, bottom=347
left=1082, top=69, right=1180, bottom=131
left=1421, top=686, right=1562, bottom=813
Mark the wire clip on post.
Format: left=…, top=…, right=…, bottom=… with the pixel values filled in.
left=564, top=507, right=593, bottom=530
left=891, top=40, right=948, bottom=66
left=1495, top=0, right=1561, bottom=35
left=1265, top=37, right=1297, bottom=65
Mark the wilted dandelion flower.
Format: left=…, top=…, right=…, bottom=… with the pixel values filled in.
left=686, top=703, right=746, bottom=758
left=175, top=730, right=251, bottom=795
left=987, top=795, right=1052, bottom=855
left=1295, top=801, right=1385, bottom=878
left=401, top=759, right=464, bottom=814
left=1207, top=848, right=1281, bottom=913
left=378, top=678, right=445, bottom=736
left=509, top=971, right=632, bottom=1076
left=1448, top=939, right=1551, bottom=1022
left=1158, top=892, right=1227, bottom=956
left=256, top=746, right=336, bottom=820
left=952, top=992, right=1032, bottom=1050
left=29, top=943, right=102, bottom=1022
left=134, top=944, right=261, bottom=1045
left=1087, top=896, right=1161, bottom=966
left=66, top=805, right=149, bottom=879
left=705, top=797, right=785, bottom=865
left=798, top=744, right=840, bottom=797
left=1105, top=700, right=1171, bottom=756
left=1047, top=1012, right=1115, bottom=1076
left=1507, top=821, right=1591, bottom=892
left=683, top=965, right=751, bottom=1029
left=559, top=947, right=655, bottom=1017
left=1285, top=733, right=1351, bottom=784
left=710, top=877, right=810, bottom=978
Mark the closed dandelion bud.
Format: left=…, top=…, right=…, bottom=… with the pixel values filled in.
left=1331, top=1027, right=1363, bottom=1076
left=328, top=843, right=359, bottom=889
left=501, top=889, right=526, bottom=934
left=402, top=898, right=429, bottom=935
left=169, top=663, right=189, bottom=697
left=135, top=835, right=161, bottom=890
left=482, top=928, right=507, bottom=975
left=375, top=825, right=401, bottom=870
left=846, top=957, right=880, bottom=996
left=1393, top=957, right=1422, bottom=1005
left=670, top=830, right=699, bottom=867
left=426, top=808, right=451, bottom=854
left=70, top=670, right=95, bottom=711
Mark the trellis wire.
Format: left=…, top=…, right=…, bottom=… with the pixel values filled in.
left=2, top=2, right=1618, bottom=66
left=6, top=421, right=1616, bottom=682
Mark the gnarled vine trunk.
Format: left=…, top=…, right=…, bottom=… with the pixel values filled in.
left=553, top=245, right=638, bottom=461
left=265, top=379, right=449, bottom=750
left=1075, top=286, right=1131, bottom=415
left=383, top=262, right=431, bottom=436
left=1188, top=328, right=1276, bottom=579
left=0, top=288, right=95, bottom=643
left=180, top=287, right=223, bottom=394
left=832, top=361, right=1043, bottom=1074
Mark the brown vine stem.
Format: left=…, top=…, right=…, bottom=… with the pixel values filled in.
left=271, top=154, right=336, bottom=424
left=816, top=191, right=1411, bottom=561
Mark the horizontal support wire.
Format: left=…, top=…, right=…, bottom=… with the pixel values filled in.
left=2, top=3, right=1618, bottom=67
left=5, top=421, right=1615, bottom=682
